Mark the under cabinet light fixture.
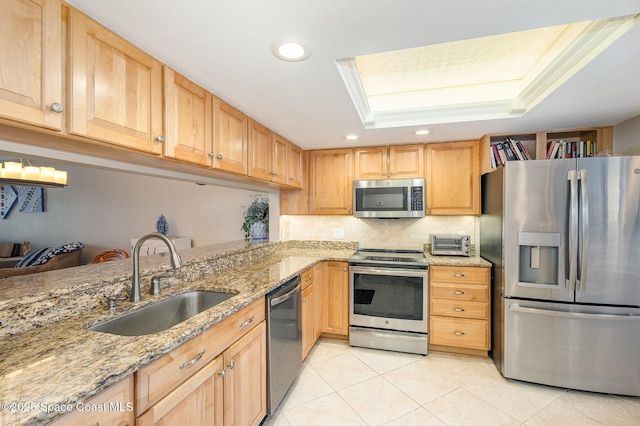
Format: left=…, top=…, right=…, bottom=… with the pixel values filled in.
left=0, top=159, right=67, bottom=188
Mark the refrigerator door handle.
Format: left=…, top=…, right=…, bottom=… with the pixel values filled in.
left=510, top=304, right=640, bottom=321
left=567, top=170, right=579, bottom=291
left=578, top=169, right=589, bottom=291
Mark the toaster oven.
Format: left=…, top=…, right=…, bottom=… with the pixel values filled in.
left=430, top=234, right=471, bottom=256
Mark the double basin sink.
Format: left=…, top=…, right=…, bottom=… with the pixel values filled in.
left=89, top=291, right=235, bottom=336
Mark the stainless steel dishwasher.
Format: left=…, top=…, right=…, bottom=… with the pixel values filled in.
left=265, top=275, right=302, bottom=415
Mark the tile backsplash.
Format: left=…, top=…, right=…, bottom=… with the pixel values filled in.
left=280, top=215, right=478, bottom=250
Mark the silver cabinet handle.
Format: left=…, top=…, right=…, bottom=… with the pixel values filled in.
left=180, top=349, right=206, bottom=369
left=238, top=315, right=254, bottom=328
left=452, top=331, right=465, bottom=336
left=155, top=135, right=165, bottom=143
left=217, top=154, right=223, bottom=160
left=208, top=152, right=215, bottom=157
left=219, top=370, right=226, bottom=377
left=50, top=102, right=63, bottom=113
left=452, top=273, right=466, bottom=277
left=452, top=308, right=466, bottom=312
left=305, top=276, right=312, bottom=281
left=302, top=298, right=307, bottom=303
left=451, top=290, right=466, bottom=295
left=228, top=361, right=235, bottom=370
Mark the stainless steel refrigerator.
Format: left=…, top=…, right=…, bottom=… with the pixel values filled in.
left=480, top=156, right=640, bottom=396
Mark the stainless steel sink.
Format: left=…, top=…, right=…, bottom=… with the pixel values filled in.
left=89, top=291, right=235, bottom=336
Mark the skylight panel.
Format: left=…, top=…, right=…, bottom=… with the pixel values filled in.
left=336, top=14, right=639, bottom=129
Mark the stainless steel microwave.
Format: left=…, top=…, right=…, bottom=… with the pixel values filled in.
left=353, top=178, right=425, bottom=218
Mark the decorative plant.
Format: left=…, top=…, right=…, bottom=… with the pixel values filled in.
left=156, top=214, right=169, bottom=235
left=241, top=195, right=269, bottom=240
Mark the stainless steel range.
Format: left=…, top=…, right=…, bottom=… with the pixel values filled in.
left=348, top=248, right=428, bottom=355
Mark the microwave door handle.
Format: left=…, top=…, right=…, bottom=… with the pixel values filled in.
left=578, top=169, right=588, bottom=291
left=567, top=170, right=578, bottom=291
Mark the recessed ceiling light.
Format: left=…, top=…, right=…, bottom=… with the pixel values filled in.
left=414, top=129, right=432, bottom=135
left=271, top=39, right=312, bottom=62
left=344, top=134, right=360, bottom=140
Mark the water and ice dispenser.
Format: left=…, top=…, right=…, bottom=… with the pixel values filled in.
left=517, top=232, right=561, bottom=286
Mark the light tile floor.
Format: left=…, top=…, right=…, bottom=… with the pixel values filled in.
left=264, top=338, right=640, bottom=426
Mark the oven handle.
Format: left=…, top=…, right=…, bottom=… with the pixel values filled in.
left=349, top=265, right=428, bottom=277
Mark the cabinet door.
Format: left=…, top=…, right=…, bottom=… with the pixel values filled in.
left=212, top=97, right=248, bottom=175
left=51, top=375, right=134, bottom=426
left=164, top=67, right=212, bottom=165
left=248, top=119, right=273, bottom=181
left=137, top=356, right=224, bottom=426
left=310, top=149, right=354, bottom=215
left=223, top=322, right=266, bottom=426
left=322, top=261, right=349, bottom=336
left=0, top=0, right=63, bottom=130
left=354, top=146, right=388, bottom=180
left=287, top=143, right=304, bottom=189
left=389, top=144, right=424, bottom=179
left=425, top=140, right=480, bottom=215
left=301, top=283, right=315, bottom=359
left=69, top=9, right=163, bottom=154
left=313, top=262, right=324, bottom=339
left=271, top=134, right=289, bottom=185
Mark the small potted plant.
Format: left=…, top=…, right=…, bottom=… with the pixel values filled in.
left=241, top=195, right=269, bottom=241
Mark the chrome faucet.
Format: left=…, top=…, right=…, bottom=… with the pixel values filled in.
left=130, top=232, right=183, bottom=302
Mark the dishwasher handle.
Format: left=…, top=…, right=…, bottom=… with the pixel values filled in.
left=269, top=283, right=301, bottom=307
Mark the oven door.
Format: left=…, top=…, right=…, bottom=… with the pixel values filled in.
left=349, top=265, right=428, bottom=334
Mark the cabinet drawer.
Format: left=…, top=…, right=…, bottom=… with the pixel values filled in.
left=301, top=267, right=315, bottom=289
left=51, top=376, right=134, bottom=425
left=430, top=282, right=489, bottom=302
left=430, top=266, right=489, bottom=284
left=136, top=298, right=264, bottom=415
left=429, top=316, right=489, bottom=350
left=430, top=299, right=489, bottom=320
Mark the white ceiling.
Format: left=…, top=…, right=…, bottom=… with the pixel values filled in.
left=65, top=0, right=640, bottom=150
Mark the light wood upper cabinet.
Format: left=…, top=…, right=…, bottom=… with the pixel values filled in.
left=248, top=120, right=289, bottom=185
left=354, top=144, right=424, bottom=180
left=310, top=148, right=354, bottom=215
left=389, top=144, right=424, bottom=179
left=354, top=146, right=388, bottom=180
left=248, top=119, right=273, bottom=181
left=212, top=97, right=248, bottom=175
left=287, top=143, right=304, bottom=189
left=163, top=67, right=212, bottom=165
left=68, top=8, right=163, bottom=154
left=425, top=140, right=480, bottom=215
left=271, top=133, right=289, bottom=185
left=0, top=0, right=64, bottom=131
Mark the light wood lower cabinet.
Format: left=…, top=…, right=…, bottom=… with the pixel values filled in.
left=136, top=356, right=224, bottom=426
left=301, top=266, right=323, bottom=359
left=429, top=265, right=491, bottom=355
left=223, top=321, right=267, bottom=426
left=321, top=261, right=349, bottom=337
left=135, top=299, right=266, bottom=426
left=50, top=375, right=134, bottom=425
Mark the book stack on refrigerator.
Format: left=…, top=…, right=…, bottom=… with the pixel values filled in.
left=546, top=140, right=597, bottom=159
left=489, top=138, right=532, bottom=168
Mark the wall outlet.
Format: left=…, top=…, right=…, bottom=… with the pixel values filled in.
left=334, top=228, right=345, bottom=239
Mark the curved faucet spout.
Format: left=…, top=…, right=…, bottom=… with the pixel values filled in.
left=130, top=232, right=183, bottom=302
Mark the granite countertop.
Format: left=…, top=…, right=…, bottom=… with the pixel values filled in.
left=425, top=252, right=492, bottom=268
left=0, top=240, right=355, bottom=425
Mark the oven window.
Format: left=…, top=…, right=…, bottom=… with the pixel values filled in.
left=353, top=273, right=424, bottom=320
left=355, top=187, right=408, bottom=211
